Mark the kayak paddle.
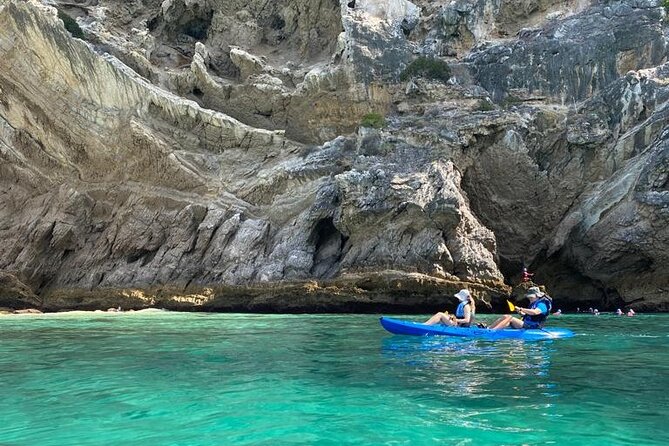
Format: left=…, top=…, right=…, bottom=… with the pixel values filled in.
left=507, top=300, right=516, bottom=312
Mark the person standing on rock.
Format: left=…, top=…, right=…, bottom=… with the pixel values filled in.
left=424, top=289, right=476, bottom=327
left=489, top=287, right=552, bottom=330
left=521, top=267, right=534, bottom=283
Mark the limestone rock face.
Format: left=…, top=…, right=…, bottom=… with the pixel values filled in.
left=0, top=272, right=41, bottom=309
left=466, top=1, right=667, bottom=102
left=0, top=0, right=505, bottom=312
left=542, top=66, right=669, bottom=310
left=415, top=0, right=586, bottom=57
left=84, top=0, right=417, bottom=144
left=1, top=0, right=668, bottom=312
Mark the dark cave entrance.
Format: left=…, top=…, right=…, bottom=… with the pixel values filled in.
left=310, top=217, right=348, bottom=278
left=181, top=14, right=212, bottom=40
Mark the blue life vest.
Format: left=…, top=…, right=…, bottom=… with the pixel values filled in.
left=522, top=297, right=552, bottom=328
left=455, top=301, right=474, bottom=327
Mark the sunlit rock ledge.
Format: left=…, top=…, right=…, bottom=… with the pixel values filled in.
left=35, top=270, right=509, bottom=313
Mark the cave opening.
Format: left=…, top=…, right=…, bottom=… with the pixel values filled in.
left=401, top=18, right=412, bottom=37
left=270, top=14, right=286, bottom=31
left=147, top=15, right=160, bottom=32
left=310, top=217, right=348, bottom=278
left=182, top=16, right=211, bottom=40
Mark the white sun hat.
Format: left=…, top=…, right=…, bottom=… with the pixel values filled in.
left=526, top=286, right=545, bottom=298
left=454, top=289, right=471, bottom=301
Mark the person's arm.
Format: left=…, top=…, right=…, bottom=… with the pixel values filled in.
left=516, top=303, right=547, bottom=316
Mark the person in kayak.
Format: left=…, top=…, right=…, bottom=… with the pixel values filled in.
left=489, top=287, right=552, bottom=330
left=424, top=289, right=475, bottom=327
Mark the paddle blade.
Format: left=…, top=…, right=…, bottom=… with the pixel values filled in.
left=507, top=300, right=515, bottom=311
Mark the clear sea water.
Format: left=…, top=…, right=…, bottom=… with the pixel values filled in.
left=0, top=311, right=667, bottom=446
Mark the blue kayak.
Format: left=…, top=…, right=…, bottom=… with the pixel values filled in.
left=380, top=317, right=574, bottom=341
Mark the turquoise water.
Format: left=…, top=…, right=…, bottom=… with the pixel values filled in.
left=0, top=311, right=667, bottom=445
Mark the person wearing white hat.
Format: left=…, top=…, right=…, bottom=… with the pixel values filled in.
left=489, top=286, right=552, bottom=330
left=424, top=289, right=476, bottom=327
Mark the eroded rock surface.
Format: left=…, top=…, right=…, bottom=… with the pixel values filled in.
left=467, top=0, right=667, bottom=102
left=0, top=0, right=668, bottom=312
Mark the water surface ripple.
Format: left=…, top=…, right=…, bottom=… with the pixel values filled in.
left=0, top=312, right=667, bottom=445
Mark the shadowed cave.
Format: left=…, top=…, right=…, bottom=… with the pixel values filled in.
left=310, top=218, right=348, bottom=279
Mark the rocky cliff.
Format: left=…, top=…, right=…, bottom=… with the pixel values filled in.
left=0, top=0, right=667, bottom=312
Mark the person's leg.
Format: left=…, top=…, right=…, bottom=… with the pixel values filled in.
left=488, top=314, right=512, bottom=329
left=508, top=317, right=524, bottom=329
left=489, top=315, right=524, bottom=330
left=424, top=312, right=454, bottom=326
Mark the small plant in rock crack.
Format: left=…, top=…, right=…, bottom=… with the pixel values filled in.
left=57, top=9, right=85, bottom=39
left=360, top=112, right=387, bottom=129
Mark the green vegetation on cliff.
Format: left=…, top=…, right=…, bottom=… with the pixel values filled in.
left=400, top=57, right=451, bottom=83
left=476, top=100, right=495, bottom=111
left=360, top=112, right=386, bottom=129
left=57, top=9, right=84, bottom=39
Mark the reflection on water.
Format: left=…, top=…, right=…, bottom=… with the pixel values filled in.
left=381, top=336, right=555, bottom=400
